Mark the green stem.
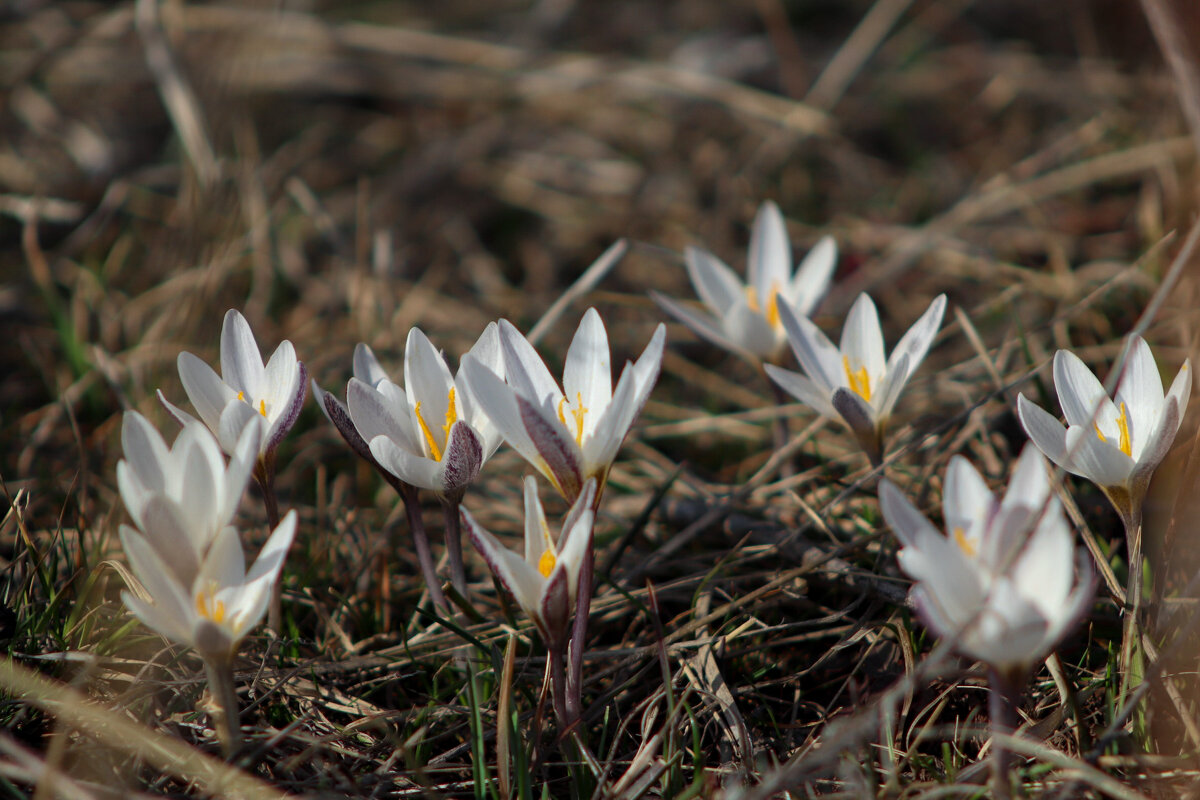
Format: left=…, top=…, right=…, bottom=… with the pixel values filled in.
left=255, top=457, right=283, bottom=635
left=1118, top=503, right=1146, bottom=720
left=441, top=499, right=468, bottom=602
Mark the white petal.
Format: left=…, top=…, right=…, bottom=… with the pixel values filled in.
left=651, top=291, right=755, bottom=361
left=1114, top=337, right=1163, bottom=456
left=840, top=294, right=886, bottom=381
left=1168, top=359, right=1192, bottom=421
left=563, top=309, right=613, bottom=422
left=874, top=353, right=910, bottom=419
left=177, top=429, right=220, bottom=540
left=747, top=200, right=790, bottom=304
left=1012, top=509, right=1074, bottom=618
left=157, top=389, right=199, bottom=429
left=245, top=510, right=297, bottom=585
left=262, top=340, right=300, bottom=419
left=353, top=343, right=390, bottom=387
left=884, top=294, right=946, bottom=382
left=722, top=298, right=780, bottom=359
left=878, top=479, right=941, bottom=552
left=122, top=591, right=192, bottom=647
left=1001, top=444, right=1053, bottom=517
left=461, top=356, right=541, bottom=470
left=219, top=310, right=265, bottom=398
left=221, top=423, right=259, bottom=526
left=404, top=327, right=456, bottom=455
left=942, top=455, right=994, bottom=550
left=522, top=475, right=551, bottom=567
left=217, top=401, right=262, bottom=456
left=1063, top=425, right=1135, bottom=487
left=135, top=497, right=202, bottom=583
left=119, top=526, right=193, bottom=631
left=583, top=324, right=665, bottom=471
left=776, top=301, right=842, bottom=393
left=786, top=236, right=836, bottom=316
left=684, top=246, right=744, bottom=316
left=1054, top=350, right=1115, bottom=428
left=121, top=411, right=169, bottom=495
left=196, top=526, right=247, bottom=592
left=369, top=435, right=444, bottom=491
left=116, top=461, right=149, bottom=531
left=177, top=352, right=235, bottom=433
left=764, top=364, right=836, bottom=418
left=347, top=378, right=417, bottom=453
left=1017, top=394, right=1070, bottom=468
left=499, top=319, right=563, bottom=408
left=555, top=481, right=597, bottom=601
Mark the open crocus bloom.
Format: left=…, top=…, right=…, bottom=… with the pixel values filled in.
left=461, top=309, right=665, bottom=504
left=120, top=510, right=296, bottom=662
left=1017, top=337, right=1191, bottom=526
left=765, top=292, right=946, bottom=463
left=461, top=478, right=596, bottom=652
left=117, top=411, right=260, bottom=585
left=651, top=200, right=836, bottom=363
left=879, top=446, right=1094, bottom=674
left=313, top=324, right=505, bottom=500
left=159, top=309, right=307, bottom=463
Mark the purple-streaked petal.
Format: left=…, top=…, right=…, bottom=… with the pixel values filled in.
left=265, top=360, right=306, bottom=454
left=831, top=387, right=876, bottom=437
left=440, top=421, right=483, bottom=497
left=462, top=506, right=544, bottom=622
left=461, top=356, right=541, bottom=468
left=348, top=378, right=415, bottom=453
left=499, top=319, right=563, bottom=408
left=316, top=382, right=376, bottom=464
left=518, top=394, right=584, bottom=502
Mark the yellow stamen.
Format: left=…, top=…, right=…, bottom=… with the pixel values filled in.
left=745, top=286, right=760, bottom=313
left=237, top=390, right=245, bottom=402
left=442, top=387, right=457, bottom=442
left=258, top=399, right=267, bottom=417
left=842, top=356, right=872, bottom=402
left=414, top=401, right=442, bottom=461
left=747, top=284, right=784, bottom=329
left=195, top=584, right=226, bottom=624
left=538, top=548, right=557, bottom=578
left=557, top=392, right=588, bottom=446
left=1095, top=402, right=1133, bottom=457
left=953, top=526, right=976, bottom=557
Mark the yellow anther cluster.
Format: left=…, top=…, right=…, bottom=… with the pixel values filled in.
left=843, top=356, right=872, bottom=403
left=1094, top=401, right=1132, bottom=457
left=746, top=284, right=783, bottom=330
left=236, top=391, right=268, bottom=417
left=195, top=583, right=227, bottom=624
left=415, top=388, right=458, bottom=462
left=953, top=526, right=976, bottom=557
left=538, top=548, right=557, bottom=578
left=557, top=392, right=588, bottom=446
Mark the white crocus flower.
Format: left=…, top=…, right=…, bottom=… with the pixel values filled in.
left=462, top=309, right=665, bottom=504
left=1016, top=337, right=1191, bottom=528
left=117, top=411, right=260, bottom=585
left=119, top=510, right=296, bottom=663
left=313, top=323, right=505, bottom=501
left=461, top=478, right=596, bottom=652
left=765, top=292, right=946, bottom=464
left=879, top=446, right=1094, bottom=674
left=159, top=309, right=307, bottom=464
left=651, top=200, right=836, bottom=363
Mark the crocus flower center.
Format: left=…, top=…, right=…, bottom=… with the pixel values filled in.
left=195, top=581, right=227, bottom=624
left=842, top=356, right=872, bottom=402
left=414, top=387, right=458, bottom=462
left=1094, top=401, right=1132, bottom=457
left=557, top=392, right=588, bottom=446
left=236, top=390, right=268, bottom=418
left=746, top=284, right=783, bottom=330
left=538, top=548, right=557, bottom=578
left=952, top=526, right=976, bottom=558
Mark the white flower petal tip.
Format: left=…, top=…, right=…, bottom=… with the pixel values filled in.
left=658, top=201, right=837, bottom=362
left=319, top=326, right=500, bottom=499
left=1018, top=338, right=1189, bottom=521
left=771, top=292, right=946, bottom=461
left=165, top=310, right=306, bottom=462
left=469, top=311, right=663, bottom=505
left=881, top=446, right=1093, bottom=673
left=462, top=478, right=597, bottom=651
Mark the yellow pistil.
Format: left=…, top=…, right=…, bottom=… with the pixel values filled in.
left=557, top=392, right=588, bottom=446
left=195, top=583, right=226, bottom=624
left=842, top=356, right=872, bottom=402
left=414, top=388, right=458, bottom=462
left=538, top=548, right=557, bottom=578
left=1095, top=402, right=1132, bottom=457
left=953, top=526, right=976, bottom=557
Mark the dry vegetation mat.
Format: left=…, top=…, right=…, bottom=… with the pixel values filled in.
left=3, top=1, right=1200, bottom=797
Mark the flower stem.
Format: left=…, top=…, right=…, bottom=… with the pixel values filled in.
left=764, top=368, right=794, bottom=479
left=565, top=545, right=592, bottom=728
left=203, top=655, right=241, bottom=759
left=988, top=667, right=1019, bottom=800
left=1118, top=504, right=1146, bottom=718
left=401, top=484, right=449, bottom=614
left=441, top=499, right=468, bottom=603
left=549, top=644, right=571, bottom=733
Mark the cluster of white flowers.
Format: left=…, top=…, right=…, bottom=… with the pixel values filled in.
left=114, top=200, right=1192, bottom=763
